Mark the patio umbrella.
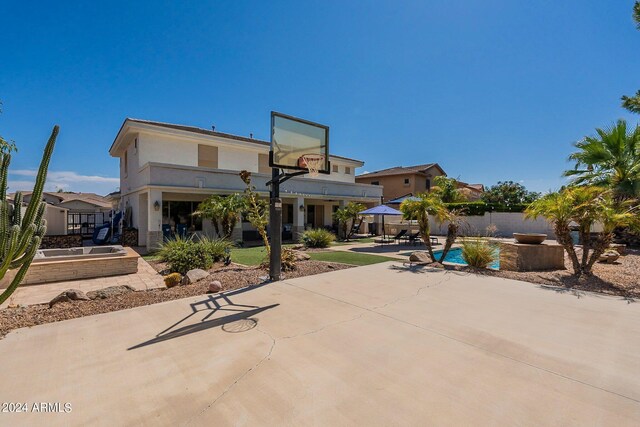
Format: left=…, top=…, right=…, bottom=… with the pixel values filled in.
left=359, top=205, right=403, bottom=239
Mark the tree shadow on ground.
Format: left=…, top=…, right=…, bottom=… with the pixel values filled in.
left=128, top=284, right=279, bottom=350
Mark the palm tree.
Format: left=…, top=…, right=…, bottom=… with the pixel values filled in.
left=621, top=2, right=640, bottom=113
left=400, top=192, right=452, bottom=262
left=526, top=186, right=637, bottom=276
left=564, top=120, right=640, bottom=200
left=195, top=194, right=244, bottom=239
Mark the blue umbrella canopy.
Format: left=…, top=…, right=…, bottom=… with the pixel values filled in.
left=359, top=205, right=403, bottom=215
left=359, top=205, right=403, bottom=240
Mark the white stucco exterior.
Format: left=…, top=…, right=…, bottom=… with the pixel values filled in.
left=109, top=118, right=383, bottom=249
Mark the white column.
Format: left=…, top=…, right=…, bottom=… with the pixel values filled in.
left=292, top=196, right=305, bottom=239
left=147, top=189, right=163, bottom=251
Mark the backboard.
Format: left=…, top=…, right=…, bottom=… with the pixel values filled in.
left=270, top=111, right=330, bottom=175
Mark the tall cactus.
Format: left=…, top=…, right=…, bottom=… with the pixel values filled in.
left=0, top=126, right=58, bottom=305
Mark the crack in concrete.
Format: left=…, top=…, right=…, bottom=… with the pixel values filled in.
left=371, top=271, right=453, bottom=311
left=279, top=312, right=367, bottom=340
left=186, top=326, right=276, bottom=425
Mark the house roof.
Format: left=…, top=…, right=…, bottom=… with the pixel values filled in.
left=11, top=191, right=113, bottom=209
left=111, top=118, right=364, bottom=165
left=356, top=163, right=446, bottom=179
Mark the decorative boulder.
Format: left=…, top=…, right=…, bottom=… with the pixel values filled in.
left=598, top=250, right=620, bottom=264
left=49, top=289, right=90, bottom=308
left=409, top=252, right=431, bottom=264
left=208, top=280, right=222, bottom=293
left=87, top=285, right=135, bottom=300
left=291, top=250, right=311, bottom=261
left=182, top=269, right=210, bottom=285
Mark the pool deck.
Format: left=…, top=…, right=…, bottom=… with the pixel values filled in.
left=327, top=239, right=459, bottom=261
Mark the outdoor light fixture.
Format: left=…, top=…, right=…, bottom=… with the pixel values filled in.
left=154, top=201, right=160, bottom=211
left=299, top=204, right=305, bottom=211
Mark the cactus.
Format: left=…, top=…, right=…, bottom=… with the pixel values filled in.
left=0, top=126, right=58, bottom=305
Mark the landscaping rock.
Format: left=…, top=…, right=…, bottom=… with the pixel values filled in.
left=208, top=280, right=222, bottom=293
left=182, top=269, right=210, bottom=285
left=598, top=251, right=620, bottom=264
left=87, top=285, right=136, bottom=300
left=291, top=250, right=311, bottom=261
left=409, top=251, right=431, bottom=264
left=49, top=289, right=90, bottom=308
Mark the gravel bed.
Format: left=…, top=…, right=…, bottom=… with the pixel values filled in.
left=0, top=260, right=351, bottom=339
left=472, top=249, right=640, bottom=298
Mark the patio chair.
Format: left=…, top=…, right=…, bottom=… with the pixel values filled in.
left=406, top=231, right=421, bottom=246
left=392, top=229, right=408, bottom=243
left=430, top=236, right=440, bottom=246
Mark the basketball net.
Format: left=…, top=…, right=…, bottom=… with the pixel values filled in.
left=300, top=154, right=325, bottom=177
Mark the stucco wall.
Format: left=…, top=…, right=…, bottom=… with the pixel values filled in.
left=139, top=133, right=198, bottom=167
left=218, top=145, right=259, bottom=172
left=387, top=212, right=555, bottom=238
left=43, top=205, right=68, bottom=235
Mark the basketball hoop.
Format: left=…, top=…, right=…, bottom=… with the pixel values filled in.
left=298, top=154, right=325, bottom=177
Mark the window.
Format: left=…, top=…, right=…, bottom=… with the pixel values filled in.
left=258, top=153, right=270, bottom=173
left=162, top=201, right=203, bottom=232
left=371, top=181, right=379, bottom=186
left=332, top=164, right=339, bottom=173
left=345, top=166, right=352, bottom=175
left=426, top=179, right=431, bottom=190
left=123, top=150, right=128, bottom=177
left=404, top=177, right=410, bottom=185
left=198, top=144, right=218, bottom=168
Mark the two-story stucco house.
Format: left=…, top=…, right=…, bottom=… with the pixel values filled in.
left=109, top=119, right=383, bottom=250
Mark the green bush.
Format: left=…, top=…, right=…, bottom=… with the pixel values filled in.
left=300, top=228, right=336, bottom=248
left=158, top=236, right=232, bottom=274
left=461, top=238, right=498, bottom=269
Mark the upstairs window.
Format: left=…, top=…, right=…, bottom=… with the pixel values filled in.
left=404, top=177, right=410, bottom=185
left=123, top=150, right=128, bottom=177
left=332, top=164, right=339, bottom=173
left=426, top=179, right=431, bottom=190
left=371, top=181, right=379, bottom=185
left=258, top=153, right=270, bottom=173
left=198, top=145, right=219, bottom=168
left=345, top=166, right=352, bottom=175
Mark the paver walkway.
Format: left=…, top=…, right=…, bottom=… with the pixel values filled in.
left=0, top=257, right=164, bottom=308
left=1, top=261, right=639, bottom=426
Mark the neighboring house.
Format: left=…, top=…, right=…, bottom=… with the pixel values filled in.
left=13, top=191, right=113, bottom=235
left=109, top=118, right=383, bottom=250
left=356, top=163, right=484, bottom=202
left=355, top=163, right=447, bottom=202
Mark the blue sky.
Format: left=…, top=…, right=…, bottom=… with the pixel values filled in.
left=1, top=1, right=638, bottom=195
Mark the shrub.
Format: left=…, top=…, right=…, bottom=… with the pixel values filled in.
left=300, top=228, right=336, bottom=248
left=164, top=273, right=183, bottom=288
left=158, top=235, right=232, bottom=274
left=461, top=238, right=498, bottom=269
left=197, top=236, right=234, bottom=261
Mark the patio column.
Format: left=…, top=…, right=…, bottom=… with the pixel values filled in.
left=147, top=189, right=163, bottom=251
left=292, top=196, right=305, bottom=240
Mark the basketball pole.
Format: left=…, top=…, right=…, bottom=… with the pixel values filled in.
left=269, top=167, right=282, bottom=281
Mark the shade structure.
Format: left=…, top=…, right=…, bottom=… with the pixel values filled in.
left=359, top=205, right=403, bottom=239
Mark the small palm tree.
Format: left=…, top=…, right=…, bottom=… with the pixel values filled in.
left=564, top=120, right=640, bottom=199
left=400, top=192, right=451, bottom=262
left=526, top=186, right=637, bottom=276
left=195, top=194, right=244, bottom=239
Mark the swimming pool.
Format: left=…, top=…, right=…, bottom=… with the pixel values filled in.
left=433, top=247, right=500, bottom=269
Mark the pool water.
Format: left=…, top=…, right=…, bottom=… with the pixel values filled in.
left=433, top=247, right=500, bottom=269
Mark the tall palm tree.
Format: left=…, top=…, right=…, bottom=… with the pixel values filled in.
left=400, top=192, right=452, bottom=262
left=564, top=120, right=640, bottom=200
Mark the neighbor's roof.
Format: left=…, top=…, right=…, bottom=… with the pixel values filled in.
left=110, top=118, right=364, bottom=165
left=356, top=163, right=446, bottom=179
left=10, top=191, right=113, bottom=208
